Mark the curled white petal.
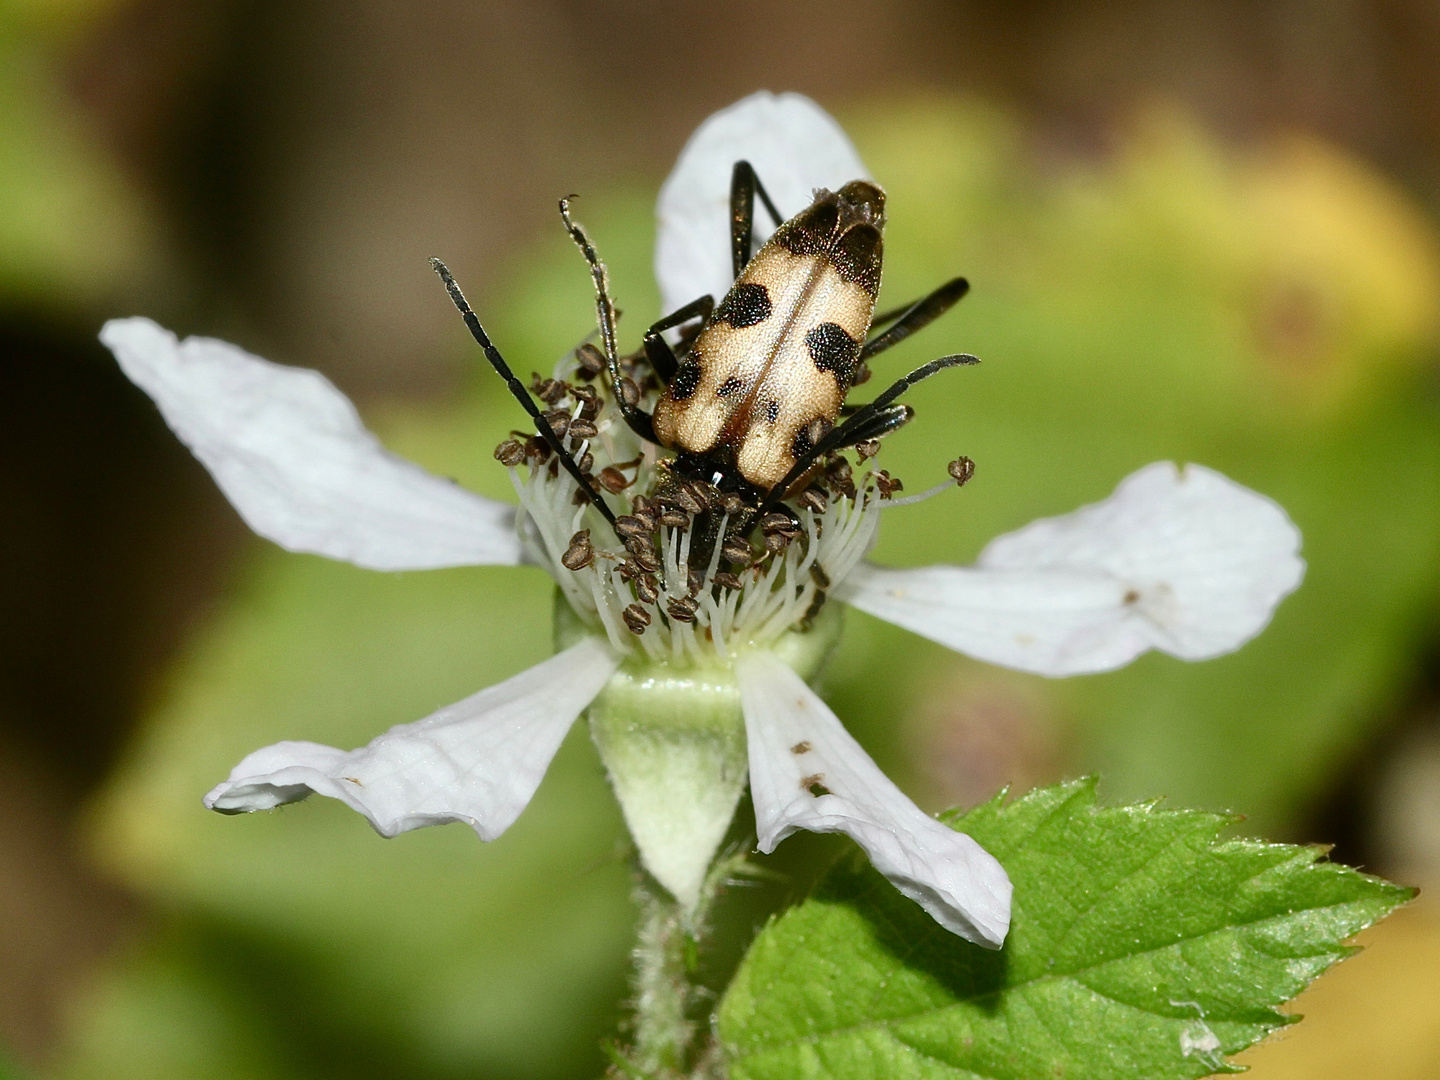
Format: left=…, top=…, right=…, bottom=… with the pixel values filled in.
left=101, top=317, right=520, bottom=570
left=838, top=462, right=1305, bottom=676
left=655, top=91, right=869, bottom=314
left=204, top=637, right=619, bottom=840
left=736, top=650, right=1011, bottom=948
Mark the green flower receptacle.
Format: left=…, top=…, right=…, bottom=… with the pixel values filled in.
left=556, top=594, right=845, bottom=910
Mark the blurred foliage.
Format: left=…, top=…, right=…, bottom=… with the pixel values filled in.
left=58, top=97, right=1440, bottom=1077
left=0, top=0, right=164, bottom=306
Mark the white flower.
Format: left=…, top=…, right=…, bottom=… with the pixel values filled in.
left=100, top=92, right=1304, bottom=950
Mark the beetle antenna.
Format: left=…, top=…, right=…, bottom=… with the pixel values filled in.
left=430, top=257, right=618, bottom=527
left=559, top=198, right=660, bottom=444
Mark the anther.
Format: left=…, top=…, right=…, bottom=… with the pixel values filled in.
left=629, top=546, right=661, bottom=574
left=854, top=439, right=880, bottom=460
left=619, top=377, right=640, bottom=407
left=494, top=439, right=525, bottom=466
left=615, top=515, right=649, bottom=539
left=524, top=435, right=551, bottom=463
left=598, top=466, right=632, bottom=493
left=542, top=409, right=570, bottom=437
left=687, top=567, right=705, bottom=595
left=809, top=563, right=831, bottom=589
left=623, top=604, right=651, bottom=635
left=712, top=571, right=743, bottom=591
left=721, top=535, right=753, bottom=565
left=576, top=343, right=606, bottom=376
left=561, top=529, right=594, bottom=571
left=764, top=531, right=791, bottom=554
left=720, top=493, right=745, bottom=516
left=948, top=456, right=976, bottom=487
left=797, top=487, right=828, bottom=514
left=634, top=574, right=660, bottom=605
left=658, top=508, right=690, bottom=531
left=666, top=596, right=699, bottom=623
left=568, top=417, right=599, bottom=440
left=576, top=451, right=594, bottom=473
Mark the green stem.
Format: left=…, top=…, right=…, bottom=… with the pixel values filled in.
left=625, top=850, right=753, bottom=1079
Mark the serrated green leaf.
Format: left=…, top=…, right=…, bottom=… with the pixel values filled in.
left=719, top=779, right=1410, bottom=1080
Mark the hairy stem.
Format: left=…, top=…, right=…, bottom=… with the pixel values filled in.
left=624, top=850, right=753, bottom=1079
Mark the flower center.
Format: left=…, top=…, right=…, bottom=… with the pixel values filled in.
left=495, top=347, right=891, bottom=666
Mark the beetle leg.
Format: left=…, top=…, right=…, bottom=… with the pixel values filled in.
left=757, top=353, right=980, bottom=514
left=860, top=277, right=970, bottom=360
left=559, top=198, right=660, bottom=444
left=730, top=160, right=784, bottom=279
left=642, top=293, right=714, bottom=383
left=430, top=258, right=618, bottom=527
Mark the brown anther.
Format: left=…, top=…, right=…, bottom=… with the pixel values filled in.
left=827, top=457, right=853, bottom=482
left=853, top=364, right=872, bottom=385
left=809, top=563, right=831, bottom=589
left=568, top=418, right=599, bottom=441
left=721, top=535, right=753, bottom=565
left=633, top=505, right=660, bottom=531
left=634, top=574, right=660, bottom=605
left=666, top=596, right=699, bottom=623
left=619, top=377, right=641, bottom=407
left=712, top=571, right=743, bottom=591
left=760, top=511, right=799, bottom=536
left=687, top=567, right=705, bottom=595
left=874, top=470, right=904, bottom=499
left=630, top=494, right=652, bottom=515
left=532, top=376, right=566, bottom=404
left=615, top=515, right=649, bottom=539
left=561, top=529, right=594, bottom=571
left=576, top=343, right=606, bottom=376
left=494, top=439, right=525, bottom=466
left=570, top=384, right=598, bottom=407
left=598, top=466, right=632, bottom=494
left=617, top=558, right=641, bottom=581
left=576, top=451, right=594, bottom=473
left=720, top=493, right=745, bottom=516
left=948, top=456, right=976, bottom=487
left=629, top=546, right=662, bottom=574
left=671, top=486, right=705, bottom=515
left=578, top=397, right=600, bottom=421
left=658, top=508, right=690, bottom=531
left=571, top=485, right=594, bottom=506
left=524, top=435, right=551, bottom=462
left=854, top=439, right=881, bottom=460
left=798, top=487, right=828, bottom=514
left=623, top=604, right=651, bottom=635
left=764, top=531, right=791, bottom=554
left=542, top=409, right=570, bottom=437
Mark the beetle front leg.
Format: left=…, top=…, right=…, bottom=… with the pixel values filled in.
left=642, top=294, right=714, bottom=384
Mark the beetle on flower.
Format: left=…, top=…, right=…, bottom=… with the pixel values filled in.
left=100, top=92, right=1303, bottom=952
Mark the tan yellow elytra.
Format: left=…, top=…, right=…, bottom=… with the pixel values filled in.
left=654, top=181, right=886, bottom=491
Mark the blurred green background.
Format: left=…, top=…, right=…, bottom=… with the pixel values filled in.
left=3, top=1, right=1439, bottom=1078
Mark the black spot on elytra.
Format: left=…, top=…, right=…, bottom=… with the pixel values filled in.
left=716, top=283, right=772, bottom=328
left=717, top=376, right=743, bottom=397
left=791, top=424, right=814, bottom=459
left=805, top=322, right=861, bottom=385
left=765, top=399, right=780, bottom=423
left=670, top=360, right=701, bottom=401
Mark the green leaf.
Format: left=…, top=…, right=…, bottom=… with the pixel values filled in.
left=719, top=779, right=1410, bottom=1080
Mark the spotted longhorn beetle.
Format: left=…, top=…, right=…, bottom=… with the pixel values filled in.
left=432, top=161, right=975, bottom=568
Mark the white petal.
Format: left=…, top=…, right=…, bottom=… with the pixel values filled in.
left=204, top=637, right=618, bottom=840
left=102, top=317, right=520, bottom=570
left=655, top=91, right=869, bottom=314
left=736, top=651, right=1011, bottom=948
left=839, top=462, right=1305, bottom=676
